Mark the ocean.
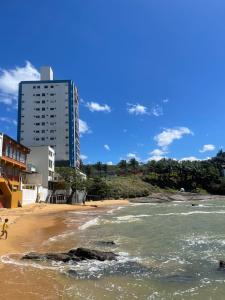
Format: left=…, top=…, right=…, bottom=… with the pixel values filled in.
left=2, top=200, right=225, bottom=299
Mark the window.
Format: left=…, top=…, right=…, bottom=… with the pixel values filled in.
left=42, top=115, right=45, bottom=118
left=50, top=130, right=55, bottom=133
left=50, top=115, right=55, bottom=118
left=41, top=137, right=45, bottom=141
left=50, top=93, right=55, bottom=96
left=65, top=136, right=68, bottom=139
left=50, top=85, right=54, bottom=88
left=34, top=116, right=40, bottom=118
left=42, top=130, right=45, bottom=133
left=35, top=101, right=40, bottom=104
left=50, top=107, right=54, bottom=110
left=44, top=85, right=48, bottom=89
left=42, top=93, right=45, bottom=96
left=42, top=108, right=45, bottom=111
left=49, top=160, right=53, bottom=168
left=42, top=100, right=45, bottom=104
left=33, top=86, right=36, bottom=89
left=35, top=138, right=39, bottom=141
left=50, top=137, right=55, bottom=140
left=35, top=123, right=40, bottom=126
left=36, top=94, right=40, bottom=96
left=42, top=122, right=45, bottom=126
left=37, top=86, right=40, bottom=89
left=35, top=108, right=40, bottom=111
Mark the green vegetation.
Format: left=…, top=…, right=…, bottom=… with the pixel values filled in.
left=55, top=151, right=225, bottom=200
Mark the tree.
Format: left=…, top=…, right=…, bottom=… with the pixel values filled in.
left=56, top=167, right=87, bottom=204
left=117, top=160, right=128, bottom=176
left=128, top=158, right=139, bottom=174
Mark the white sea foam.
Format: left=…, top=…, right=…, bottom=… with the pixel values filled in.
left=156, top=210, right=225, bottom=216
left=43, top=231, right=75, bottom=245
left=0, top=254, right=59, bottom=271
left=79, top=217, right=100, bottom=230
left=109, top=214, right=151, bottom=224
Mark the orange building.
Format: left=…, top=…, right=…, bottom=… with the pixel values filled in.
left=0, top=133, right=30, bottom=208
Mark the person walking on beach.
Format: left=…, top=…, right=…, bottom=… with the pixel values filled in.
left=0, top=218, right=9, bottom=240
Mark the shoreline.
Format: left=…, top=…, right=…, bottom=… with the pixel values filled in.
left=0, top=199, right=129, bottom=257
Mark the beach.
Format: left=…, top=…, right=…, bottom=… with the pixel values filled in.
left=0, top=200, right=129, bottom=300
left=0, top=200, right=129, bottom=256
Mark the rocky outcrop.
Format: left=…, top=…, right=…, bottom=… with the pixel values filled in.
left=22, top=247, right=118, bottom=262
left=129, top=193, right=225, bottom=203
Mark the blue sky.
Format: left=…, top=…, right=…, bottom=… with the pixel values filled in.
left=0, top=0, right=225, bottom=164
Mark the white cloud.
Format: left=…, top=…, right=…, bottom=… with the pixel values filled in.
left=79, top=119, right=91, bottom=135
left=106, top=161, right=113, bottom=165
left=146, top=149, right=167, bottom=162
left=199, top=144, right=215, bottom=153
left=180, top=156, right=199, bottom=162
left=154, top=127, right=193, bottom=148
left=149, top=149, right=167, bottom=156
left=127, top=103, right=148, bottom=115
left=80, top=154, right=88, bottom=160
left=0, top=117, right=17, bottom=126
left=0, top=61, right=40, bottom=106
left=126, top=152, right=140, bottom=161
left=147, top=155, right=165, bottom=162
left=163, top=98, right=169, bottom=103
left=86, top=101, right=111, bottom=112
left=104, top=144, right=110, bottom=151
left=151, top=105, right=163, bottom=117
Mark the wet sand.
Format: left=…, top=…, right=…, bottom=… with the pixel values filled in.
left=0, top=200, right=129, bottom=256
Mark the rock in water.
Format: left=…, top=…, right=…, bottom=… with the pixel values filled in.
left=22, top=248, right=118, bottom=262
left=95, top=241, right=116, bottom=246
left=22, top=252, right=46, bottom=260
left=68, top=247, right=118, bottom=261
left=45, top=253, right=71, bottom=262
left=219, top=260, right=225, bottom=269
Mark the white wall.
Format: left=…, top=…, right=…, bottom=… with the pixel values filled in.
left=22, top=184, right=49, bottom=205
left=22, top=185, right=37, bottom=205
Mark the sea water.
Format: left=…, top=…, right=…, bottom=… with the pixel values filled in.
left=2, top=200, right=225, bottom=299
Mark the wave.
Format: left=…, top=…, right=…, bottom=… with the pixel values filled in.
left=79, top=217, right=100, bottom=230
left=0, top=254, right=60, bottom=271
left=43, top=231, right=75, bottom=245
left=156, top=210, right=225, bottom=216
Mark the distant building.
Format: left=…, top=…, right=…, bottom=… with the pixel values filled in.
left=17, top=66, right=80, bottom=168
left=0, top=133, right=30, bottom=208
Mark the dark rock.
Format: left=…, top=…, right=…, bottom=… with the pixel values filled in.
left=22, top=248, right=118, bottom=262
left=67, top=269, right=79, bottom=277
left=22, top=252, right=46, bottom=260
left=45, top=253, right=71, bottom=262
left=68, top=247, right=118, bottom=261
left=219, top=260, right=225, bottom=269
left=95, top=241, right=116, bottom=246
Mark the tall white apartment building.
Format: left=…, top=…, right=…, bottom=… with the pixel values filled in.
left=17, top=66, right=80, bottom=168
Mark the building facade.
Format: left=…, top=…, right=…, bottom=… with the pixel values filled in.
left=26, top=145, right=55, bottom=188
left=0, top=133, right=30, bottom=208
left=17, top=66, right=80, bottom=168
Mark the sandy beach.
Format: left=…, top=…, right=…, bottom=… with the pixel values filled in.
left=0, top=199, right=129, bottom=257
